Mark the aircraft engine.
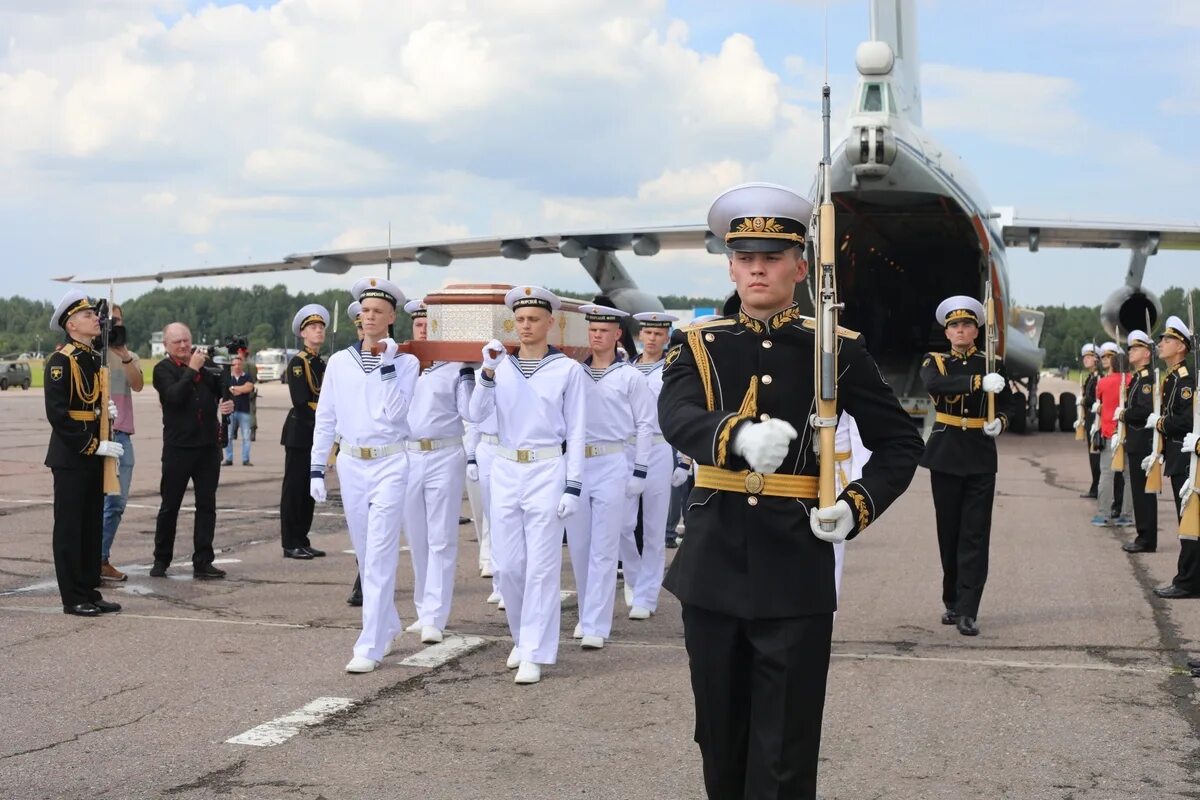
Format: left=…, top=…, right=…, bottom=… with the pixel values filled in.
left=1101, top=285, right=1160, bottom=339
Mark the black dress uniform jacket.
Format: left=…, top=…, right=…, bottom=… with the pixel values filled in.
left=659, top=307, right=924, bottom=619
left=1158, top=363, right=1194, bottom=478
left=1084, top=370, right=1099, bottom=434
left=1122, top=368, right=1154, bottom=458
left=918, top=347, right=1019, bottom=475
left=44, top=341, right=103, bottom=468
left=281, top=350, right=325, bottom=448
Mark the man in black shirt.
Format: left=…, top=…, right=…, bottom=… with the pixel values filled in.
left=151, top=322, right=234, bottom=579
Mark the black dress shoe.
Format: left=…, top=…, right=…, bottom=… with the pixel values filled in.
left=1122, top=540, right=1157, bottom=553
left=63, top=603, right=101, bottom=617
left=303, top=546, right=326, bottom=557
left=665, top=539, right=678, bottom=549
left=956, top=616, right=980, bottom=636
left=1079, top=491, right=1098, bottom=498
left=149, top=563, right=168, bottom=578
left=193, top=564, right=227, bottom=579
left=1192, top=666, right=1200, bottom=679
left=1187, top=658, right=1200, bottom=670
left=941, top=609, right=959, bottom=625
left=1155, top=584, right=1199, bottom=599
left=93, top=599, right=122, bottom=613
left=458, top=516, right=472, bottom=525
left=347, top=576, right=363, bottom=607
left=283, top=547, right=314, bottom=560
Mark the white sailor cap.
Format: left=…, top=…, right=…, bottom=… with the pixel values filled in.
left=707, top=182, right=812, bottom=253
left=50, top=289, right=97, bottom=331
left=633, top=311, right=679, bottom=329
left=1160, top=315, right=1192, bottom=349
left=403, top=299, right=427, bottom=319
left=579, top=304, right=628, bottom=323
left=691, top=314, right=723, bottom=326
left=350, top=276, right=405, bottom=308
left=505, top=285, right=561, bottom=312
left=1080, top=343, right=1096, bottom=356
left=1099, top=341, right=1121, bottom=356
left=348, top=301, right=362, bottom=324
left=934, top=295, right=985, bottom=327
left=292, top=303, right=330, bottom=337
left=1127, top=330, right=1153, bottom=350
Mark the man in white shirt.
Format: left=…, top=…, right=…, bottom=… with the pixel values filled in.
left=466, top=393, right=502, bottom=604
left=402, top=299, right=475, bottom=645
left=310, top=277, right=419, bottom=674
left=469, top=286, right=587, bottom=684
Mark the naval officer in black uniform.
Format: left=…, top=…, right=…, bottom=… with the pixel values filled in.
left=44, top=290, right=124, bottom=616
left=280, top=303, right=329, bottom=559
left=1079, top=343, right=1101, bottom=497
left=1153, top=316, right=1199, bottom=598
left=1120, top=330, right=1158, bottom=553
left=659, top=182, right=923, bottom=799
left=919, top=295, right=1019, bottom=637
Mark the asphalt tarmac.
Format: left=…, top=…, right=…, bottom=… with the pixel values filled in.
left=2, top=381, right=1200, bottom=799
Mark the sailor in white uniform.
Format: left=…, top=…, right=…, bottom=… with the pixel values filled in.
left=310, top=277, right=419, bottom=674
left=401, top=299, right=475, bottom=645
left=831, top=413, right=871, bottom=601
left=469, top=286, right=587, bottom=685
left=467, top=392, right=503, bottom=604
left=565, top=304, right=655, bottom=650
left=620, top=311, right=685, bottom=620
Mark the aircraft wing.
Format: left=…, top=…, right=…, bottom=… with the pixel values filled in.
left=55, top=225, right=718, bottom=285
left=996, top=208, right=1200, bottom=252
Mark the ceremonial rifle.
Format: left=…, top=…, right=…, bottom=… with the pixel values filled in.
left=1075, top=351, right=1087, bottom=442
left=1146, top=310, right=1163, bottom=493
left=1112, top=327, right=1127, bottom=472
left=98, top=282, right=120, bottom=495
left=984, top=279, right=996, bottom=424
left=1180, top=293, right=1200, bottom=537
left=813, top=82, right=843, bottom=521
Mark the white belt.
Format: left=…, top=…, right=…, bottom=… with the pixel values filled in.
left=585, top=441, right=625, bottom=458
left=627, top=434, right=667, bottom=446
left=406, top=436, right=463, bottom=453
left=480, top=433, right=500, bottom=445
left=342, top=442, right=405, bottom=460
left=495, top=445, right=562, bottom=464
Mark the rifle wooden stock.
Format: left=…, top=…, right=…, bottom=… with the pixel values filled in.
left=1146, top=367, right=1163, bottom=493
left=98, top=366, right=120, bottom=495
left=1111, top=372, right=1127, bottom=472
left=1074, top=375, right=1086, bottom=441
left=984, top=284, right=996, bottom=424
left=817, top=195, right=837, bottom=510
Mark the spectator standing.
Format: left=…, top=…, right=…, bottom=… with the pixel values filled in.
left=223, top=356, right=255, bottom=466
left=100, top=304, right=143, bottom=582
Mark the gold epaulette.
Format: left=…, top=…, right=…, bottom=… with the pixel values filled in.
left=1180, top=367, right=1190, bottom=379
left=59, top=344, right=77, bottom=357
left=799, top=318, right=860, bottom=339
left=679, top=318, right=736, bottom=333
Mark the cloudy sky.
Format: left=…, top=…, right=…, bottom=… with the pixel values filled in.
left=3, top=0, right=1198, bottom=309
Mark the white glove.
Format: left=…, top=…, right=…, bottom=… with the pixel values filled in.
left=376, top=337, right=399, bottom=362
left=981, top=373, right=1004, bottom=394
left=1184, top=432, right=1200, bottom=454
left=556, top=493, right=579, bottom=520
left=310, top=477, right=327, bottom=503
left=671, top=466, right=690, bottom=487
left=481, top=339, right=505, bottom=371
left=625, top=476, right=645, bottom=497
left=1146, top=412, right=1161, bottom=430
left=466, top=462, right=479, bottom=482
left=983, top=419, right=1003, bottom=438
left=1111, top=405, right=1122, bottom=422
left=107, top=400, right=118, bottom=420
left=1089, top=420, right=1099, bottom=438
left=1181, top=465, right=1196, bottom=510
left=733, top=419, right=799, bottom=474
left=1073, top=417, right=1084, bottom=430
left=1091, top=401, right=1101, bottom=413
left=95, top=440, right=124, bottom=459
left=1140, top=454, right=1155, bottom=473
left=810, top=500, right=854, bottom=544
left=1110, top=435, right=1121, bottom=453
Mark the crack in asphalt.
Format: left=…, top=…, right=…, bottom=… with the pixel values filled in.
left=0, top=703, right=164, bottom=761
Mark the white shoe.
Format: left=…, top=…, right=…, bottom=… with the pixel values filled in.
left=623, top=584, right=634, bottom=608
left=480, top=567, right=493, bottom=578
left=497, top=597, right=506, bottom=610
left=675, top=522, right=685, bottom=534
left=345, top=656, right=379, bottom=673
left=514, top=661, right=541, bottom=684
left=384, top=634, right=403, bottom=657
left=506, top=646, right=521, bottom=669
left=405, top=620, right=423, bottom=633
left=572, top=623, right=583, bottom=639
left=421, top=625, right=443, bottom=645
left=628, top=606, right=651, bottom=620
left=581, top=635, right=604, bottom=650
left=486, top=591, right=502, bottom=605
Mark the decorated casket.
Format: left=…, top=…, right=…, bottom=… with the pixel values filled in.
left=404, top=284, right=592, bottom=365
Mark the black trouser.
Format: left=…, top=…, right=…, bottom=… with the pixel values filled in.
left=154, top=445, right=220, bottom=567
left=681, top=604, right=833, bottom=800
left=1127, top=448, right=1158, bottom=548
left=52, top=463, right=104, bottom=607
left=1088, top=451, right=1100, bottom=495
left=1168, top=472, right=1200, bottom=591
left=280, top=446, right=315, bottom=549
left=930, top=470, right=995, bottom=619
left=1112, top=470, right=1126, bottom=516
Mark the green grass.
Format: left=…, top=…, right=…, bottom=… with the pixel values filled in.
left=24, top=358, right=159, bottom=389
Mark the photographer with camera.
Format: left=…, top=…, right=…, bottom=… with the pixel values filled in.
left=222, top=354, right=255, bottom=467
left=99, top=304, right=143, bottom=582
left=150, top=322, right=234, bottom=579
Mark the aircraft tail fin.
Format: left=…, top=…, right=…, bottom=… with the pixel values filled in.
left=869, top=0, right=921, bottom=124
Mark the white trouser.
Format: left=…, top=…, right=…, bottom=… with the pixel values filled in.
left=465, top=465, right=486, bottom=566
left=564, top=451, right=628, bottom=639
left=476, top=440, right=499, bottom=596
left=490, top=455, right=566, bottom=664
left=337, top=450, right=407, bottom=660
left=620, top=441, right=673, bottom=611
left=405, top=444, right=467, bottom=631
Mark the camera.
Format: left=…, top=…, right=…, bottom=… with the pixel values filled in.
left=205, top=336, right=249, bottom=365
left=91, top=299, right=127, bottom=349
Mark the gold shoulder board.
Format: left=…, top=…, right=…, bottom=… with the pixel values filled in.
left=679, top=318, right=737, bottom=333
left=799, top=319, right=861, bottom=338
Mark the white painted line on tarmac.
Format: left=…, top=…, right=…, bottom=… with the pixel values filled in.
left=399, top=635, right=487, bottom=668
left=0, top=497, right=344, bottom=518
left=832, top=651, right=1164, bottom=675
left=0, top=605, right=311, bottom=629
left=226, top=696, right=356, bottom=747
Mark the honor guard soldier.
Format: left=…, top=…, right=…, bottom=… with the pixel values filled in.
left=1078, top=343, right=1101, bottom=498
left=280, top=303, right=329, bottom=560
left=469, top=286, right=588, bottom=685
left=401, top=299, right=475, bottom=645
left=1153, top=316, right=1199, bottom=598
left=345, top=300, right=365, bottom=607
left=565, top=304, right=655, bottom=650
left=920, top=295, right=1019, bottom=636
left=660, top=183, right=923, bottom=799
left=44, top=290, right=124, bottom=617
left=1118, top=330, right=1158, bottom=553
left=311, top=277, right=419, bottom=673
left=1095, top=342, right=1134, bottom=526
